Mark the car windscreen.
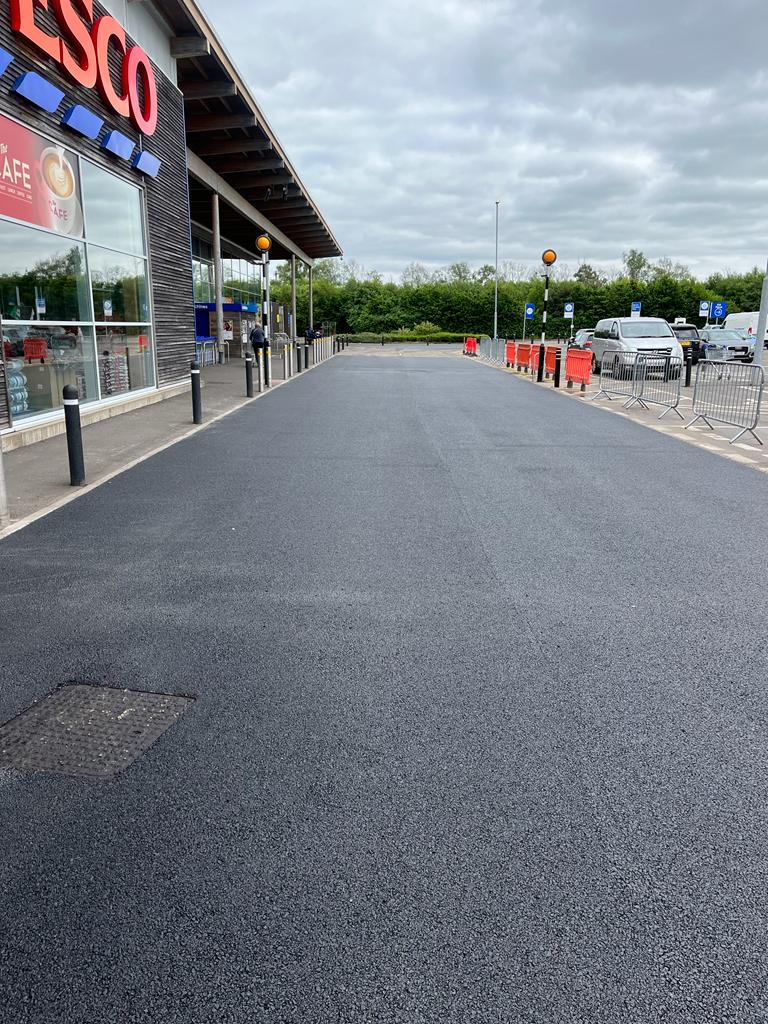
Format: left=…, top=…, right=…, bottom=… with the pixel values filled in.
left=672, top=328, right=697, bottom=339
left=709, top=331, right=749, bottom=342
left=621, top=322, right=674, bottom=338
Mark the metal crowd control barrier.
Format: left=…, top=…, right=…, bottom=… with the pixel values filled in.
left=592, top=350, right=643, bottom=403
left=627, top=354, right=683, bottom=419
left=592, top=349, right=682, bottom=418
left=685, top=361, right=765, bottom=444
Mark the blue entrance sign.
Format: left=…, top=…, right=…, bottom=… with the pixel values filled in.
left=630, top=300, right=642, bottom=318
left=525, top=304, right=535, bottom=320
left=711, top=301, right=728, bottom=319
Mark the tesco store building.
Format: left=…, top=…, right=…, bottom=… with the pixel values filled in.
left=0, top=0, right=340, bottom=439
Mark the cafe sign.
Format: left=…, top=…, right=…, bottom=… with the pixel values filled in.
left=10, top=0, right=158, bottom=135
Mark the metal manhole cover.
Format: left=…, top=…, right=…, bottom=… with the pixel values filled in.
left=0, top=685, right=194, bottom=779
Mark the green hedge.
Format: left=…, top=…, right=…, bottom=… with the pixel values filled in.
left=340, top=332, right=466, bottom=344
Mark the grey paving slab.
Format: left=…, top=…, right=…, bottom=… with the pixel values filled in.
left=1, top=345, right=767, bottom=1023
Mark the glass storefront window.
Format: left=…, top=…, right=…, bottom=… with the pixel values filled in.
left=3, top=325, right=98, bottom=418
left=80, top=161, right=145, bottom=256
left=96, top=325, right=154, bottom=394
left=88, top=245, right=149, bottom=322
left=0, top=222, right=90, bottom=322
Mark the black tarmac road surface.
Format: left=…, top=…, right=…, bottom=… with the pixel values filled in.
left=2, top=345, right=768, bottom=1023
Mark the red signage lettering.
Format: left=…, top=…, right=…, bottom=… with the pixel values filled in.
left=10, top=0, right=159, bottom=136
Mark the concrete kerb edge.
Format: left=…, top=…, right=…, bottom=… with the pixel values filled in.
left=470, top=354, right=768, bottom=475
left=0, top=350, right=340, bottom=541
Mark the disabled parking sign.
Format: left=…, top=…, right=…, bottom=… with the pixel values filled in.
left=699, top=300, right=710, bottom=318
left=564, top=302, right=574, bottom=319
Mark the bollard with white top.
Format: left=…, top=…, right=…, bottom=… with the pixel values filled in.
left=63, top=384, right=86, bottom=485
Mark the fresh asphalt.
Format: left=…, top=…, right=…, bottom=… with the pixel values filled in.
left=1, top=344, right=767, bottom=1023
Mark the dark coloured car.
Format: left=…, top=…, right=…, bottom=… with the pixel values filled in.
left=669, top=322, right=702, bottom=363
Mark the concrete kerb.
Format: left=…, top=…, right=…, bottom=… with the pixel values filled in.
left=0, top=348, right=340, bottom=542
left=469, top=351, right=768, bottom=476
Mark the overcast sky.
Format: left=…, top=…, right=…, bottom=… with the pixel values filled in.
left=200, top=0, right=767, bottom=280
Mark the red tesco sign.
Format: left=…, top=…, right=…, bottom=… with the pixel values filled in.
left=11, top=0, right=158, bottom=136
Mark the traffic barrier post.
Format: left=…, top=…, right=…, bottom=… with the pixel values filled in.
left=685, top=361, right=765, bottom=444
left=63, top=384, right=86, bottom=485
left=536, top=343, right=545, bottom=382
left=190, top=361, right=202, bottom=425
left=245, top=354, right=254, bottom=397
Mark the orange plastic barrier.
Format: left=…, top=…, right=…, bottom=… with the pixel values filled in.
left=529, top=345, right=540, bottom=373
left=516, top=343, right=531, bottom=369
left=565, top=348, right=592, bottom=389
left=544, top=345, right=558, bottom=376
left=505, top=342, right=516, bottom=366
left=464, top=336, right=477, bottom=356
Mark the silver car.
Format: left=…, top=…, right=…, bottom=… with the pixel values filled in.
left=699, top=328, right=754, bottom=363
left=591, top=317, right=684, bottom=373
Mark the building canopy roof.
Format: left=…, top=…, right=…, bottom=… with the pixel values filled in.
left=155, top=0, right=341, bottom=263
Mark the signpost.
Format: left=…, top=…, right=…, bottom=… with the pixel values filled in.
left=631, top=301, right=642, bottom=318
left=522, top=302, right=534, bottom=344
left=564, top=301, right=574, bottom=342
left=699, top=300, right=710, bottom=321
left=540, top=250, right=557, bottom=383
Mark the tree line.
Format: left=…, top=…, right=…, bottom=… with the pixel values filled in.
left=269, top=251, right=766, bottom=339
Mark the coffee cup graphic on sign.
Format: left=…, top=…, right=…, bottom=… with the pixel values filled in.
left=38, top=146, right=83, bottom=235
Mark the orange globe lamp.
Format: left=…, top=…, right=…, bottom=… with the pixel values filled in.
left=542, top=249, right=557, bottom=267
left=256, top=234, right=272, bottom=252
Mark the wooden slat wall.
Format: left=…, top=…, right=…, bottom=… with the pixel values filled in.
left=0, top=0, right=195, bottom=427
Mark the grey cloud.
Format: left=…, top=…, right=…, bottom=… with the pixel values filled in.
left=201, top=0, right=768, bottom=279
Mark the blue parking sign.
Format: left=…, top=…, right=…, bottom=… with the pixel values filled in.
left=711, top=301, right=728, bottom=319
left=525, top=304, right=535, bottom=320
left=630, top=300, right=642, bottom=318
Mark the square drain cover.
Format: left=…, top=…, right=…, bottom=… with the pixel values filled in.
left=0, top=685, right=194, bottom=779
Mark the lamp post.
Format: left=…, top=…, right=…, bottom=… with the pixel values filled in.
left=256, top=233, right=272, bottom=386
left=539, top=249, right=557, bottom=383
left=493, top=200, right=500, bottom=342
left=753, top=258, right=768, bottom=368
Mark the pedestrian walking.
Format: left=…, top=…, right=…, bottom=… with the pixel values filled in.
left=250, top=321, right=265, bottom=355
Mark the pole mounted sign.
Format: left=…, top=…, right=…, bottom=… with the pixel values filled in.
left=710, top=301, right=728, bottom=319
left=699, top=300, right=710, bottom=318
left=10, top=0, right=159, bottom=134
left=564, top=302, right=574, bottom=319
left=631, top=300, right=642, bottom=318
left=524, top=303, right=535, bottom=320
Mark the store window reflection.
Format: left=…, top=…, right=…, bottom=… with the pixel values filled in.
left=0, top=222, right=90, bottom=322
left=4, top=326, right=98, bottom=418
left=88, top=246, right=149, bottom=322
left=96, top=326, right=154, bottom=394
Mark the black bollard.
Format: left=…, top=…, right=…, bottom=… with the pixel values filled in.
left=191, top=360, right=202, bottom=424
left=684, top=348, right=692, bottom=388
left=263, top=343, right=271, bottom=387
left=554, top=347, right=562, bottom=389
left=62, top=385, right=85, bottom=486
left=245, top=354, right=254, bottom=397
left=537, top=343, right=545, bottom=383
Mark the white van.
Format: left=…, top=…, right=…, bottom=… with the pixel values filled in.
left=591, top=317, right=683, bottom=372
left=721, top=311, right=768, bottom=341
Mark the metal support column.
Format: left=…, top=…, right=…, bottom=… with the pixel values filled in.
left=212, top=193, right=224, bottom=356
left=308, top=264, right=314, bottom=331
left=291, top=255, right=297, bottom=342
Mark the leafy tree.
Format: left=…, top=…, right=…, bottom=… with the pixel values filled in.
left=574, top=263, right=606, bottom=288
left=622, top=248, right=651, bottom=282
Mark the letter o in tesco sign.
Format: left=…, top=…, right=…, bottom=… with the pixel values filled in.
left=11, top=0, right=158, bottom=136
